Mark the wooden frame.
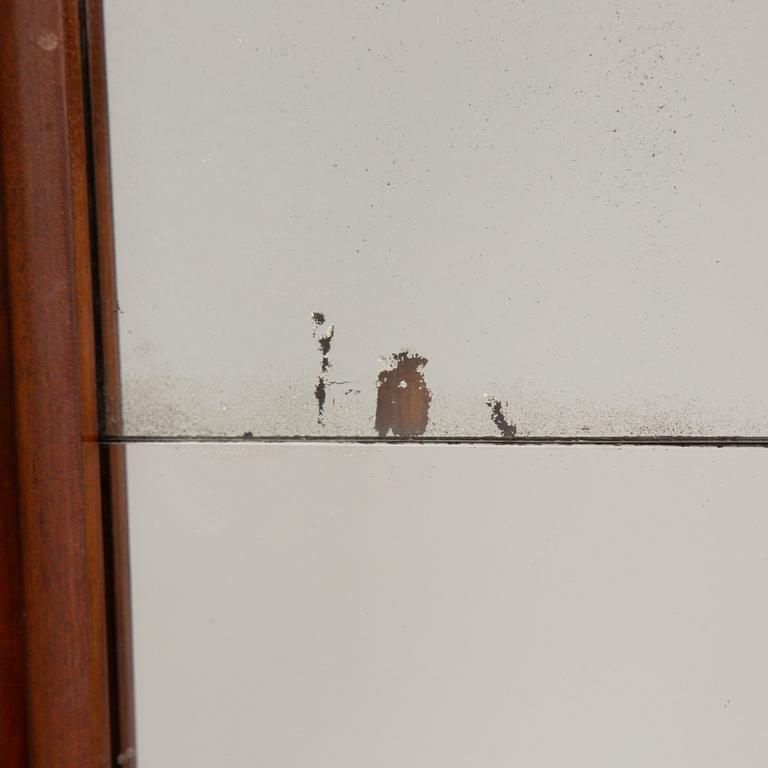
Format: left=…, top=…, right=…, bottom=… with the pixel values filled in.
left=0, top=1, right=134, bottom=765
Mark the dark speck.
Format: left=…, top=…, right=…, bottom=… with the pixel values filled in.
left=315, top=377, right=326, bottom=420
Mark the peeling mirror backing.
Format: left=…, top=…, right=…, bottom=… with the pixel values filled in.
left=105, top=1, right=768, bottom=439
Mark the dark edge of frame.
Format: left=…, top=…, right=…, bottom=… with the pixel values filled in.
left=81, top=0, right=137, bottom=765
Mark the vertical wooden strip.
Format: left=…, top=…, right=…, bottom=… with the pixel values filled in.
left=0, top=212, right=28, bottom=768
left=0, top=0, right=111, bottom=764
left=83, top=0, right=137, bottom=761
left=62, top=3, right=115, bottom=762
left=83, top=0, right=123, bottom=435
left=101, top=443, right=136, bottom=766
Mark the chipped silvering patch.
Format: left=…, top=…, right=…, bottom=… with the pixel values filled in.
left=312, top=312, right=335, bottom=423
left=314, top=377, right=327, bottom=420
left=318, top=329, right=333, bottom=374
left=375, top=351, right=431, bottom=437
left=485, top=397, right=517, bottom=439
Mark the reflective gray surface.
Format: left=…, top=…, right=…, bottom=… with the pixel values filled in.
left=106, top=1, right=768, bottom=437
left=128, top=445, right=768, bottom=766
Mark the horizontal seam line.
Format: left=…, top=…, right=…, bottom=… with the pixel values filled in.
left=98, top=435, right=768, bottom=447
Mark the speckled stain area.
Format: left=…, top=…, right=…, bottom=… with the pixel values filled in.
left=485, top=398, right=517, bottom=439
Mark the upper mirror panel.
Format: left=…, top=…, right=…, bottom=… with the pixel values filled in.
left=105, top=1, right=768, bottom=438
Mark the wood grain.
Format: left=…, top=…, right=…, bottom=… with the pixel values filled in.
left=0, top=0, right=133, bottom=765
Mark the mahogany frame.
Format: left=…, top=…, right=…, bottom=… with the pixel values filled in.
left=0, top=1, right=134, bottom=765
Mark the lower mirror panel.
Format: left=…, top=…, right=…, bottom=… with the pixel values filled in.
left=126, top=444, right=768, bottom=766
